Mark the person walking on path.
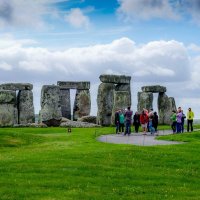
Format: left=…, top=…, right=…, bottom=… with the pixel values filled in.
left=124, top=106, right=133, bottom=135
left=114, top=109, right=120, bottom=134
left=170, top=110, right=177, bottom=133
left=140, top=109, right=149, bottom=135
left=181, top=110, right=186, bottom=133
left=133, top=112, right=140, bottom=133
left=176, top=107, right=183, bottom=133
left=119, top=110, right=125, bottom=134
left=187, top=108, right=194, bottom=132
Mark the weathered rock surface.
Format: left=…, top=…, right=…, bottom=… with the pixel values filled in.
left=137, top=92, right=153, bottom=113
left=97, top=83, right=114, bottom=125
left=39, top=85, right=62, bottom=126
left=0, top=104, right=17, bottom=127
left=158, top=93, right=176, bottom=125
left=60, top=89, right=71, bottom=119
left=115, top=83, right=131, bottom=91
left=111, top=91, right=131, bottom=124
left=142, top=85, right=166, bottom=93
left=77, top=115, right=97, bottom=124
left=0, top=90, right=17, bottom=127
left=57, top=81, right=90, bottom=90
left=0, top=90, right=16, bottom=104
left=18, top=90, right=35, bottom=124
left=99, top=74, right=131, bottom=84
left=13, top=123, right=48, bottom=128
left=0, top=83, right=33, bottom=91
left=73, top=89, right=91, bottom=120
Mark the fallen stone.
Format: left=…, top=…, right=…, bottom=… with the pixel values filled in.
left=77, top=116, right=97, bottom=124
left=60, top=120, right=100, bottom=128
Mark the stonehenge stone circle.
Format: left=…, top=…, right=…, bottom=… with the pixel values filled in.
left=39, top=85, right=62, bottom=126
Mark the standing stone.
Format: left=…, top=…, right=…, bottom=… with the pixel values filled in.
left=111, top=91, right=131, bottom=124
left=73, top=89, right=91, bottom=121
left=60, top=89, right=71, bottom=119
left=97, top=83, right=114, bottom=126
left=137, top=92, right=153, bottom=113
left=39, top=85, right=62, bottom=126
left=0, top=90, right=17, bottom=127
left=18, top=90, right=35, bottom=124
left=158, top=93, right=177, bottom=125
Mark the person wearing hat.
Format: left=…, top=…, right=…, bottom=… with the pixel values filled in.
left=187, top=108, right=194, bottom=132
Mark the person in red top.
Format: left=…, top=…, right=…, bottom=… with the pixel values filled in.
left=140, top=109, right=149, bottom=135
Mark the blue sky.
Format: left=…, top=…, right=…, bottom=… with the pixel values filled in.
left=1, top=0, right=200, bottom=116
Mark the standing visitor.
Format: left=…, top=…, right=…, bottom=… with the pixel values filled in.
left=119, top=110, right=125, bottom=134
left=133, top=111, right=140, bottom=133
left=187, top=108, right=194, bottom=132
left=124, top=106, right=133, bottom=135
left=114, top=109, right=120, bottom=134
left=181, top=110, right=186, bottom=133
left=148, top=108, right=154, bottom=134
left=176, top=107, right=183, bottom=133
left=170, top=110, right=177, bottom=133
left=152, top=112, right=158, bottom=133
left=140, top=109, right=149, bottom=135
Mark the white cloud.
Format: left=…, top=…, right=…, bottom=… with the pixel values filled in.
left=0, top=36, right=197, bottom=114
left=117, top=0, right=179, bottom=21
left=64, top=8, right=90, bottom=29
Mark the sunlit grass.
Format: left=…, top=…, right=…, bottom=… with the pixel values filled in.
left=0, top=127, right=199, bottom=199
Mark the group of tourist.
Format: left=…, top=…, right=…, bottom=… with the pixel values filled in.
left=115, top=107, right=158, bottom=135
left=170, top=107, right=194, bottom=133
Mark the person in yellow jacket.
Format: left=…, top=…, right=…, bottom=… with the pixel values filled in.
left=187, top=108, right=194, bottom=132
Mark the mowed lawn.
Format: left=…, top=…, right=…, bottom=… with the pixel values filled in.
left=0, top=127, right=199, bottom=200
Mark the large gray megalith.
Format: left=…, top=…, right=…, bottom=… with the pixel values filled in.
left=18, top=90, right=35, bottom=124
left=73, top=89, right=91, bottom=121
left=0, top=90, right=18, bottom=126
left=39, top=85, right=62, bottom=126
left=97, top=83, right=114, bottom=125
left=137, top=92, right=153, bottom=113
left=60, top=89, right=71, bottom=119
left=158, top=93, right=176, bottom=125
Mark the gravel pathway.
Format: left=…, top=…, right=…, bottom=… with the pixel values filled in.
left=98, top=130, right=184, bottom=146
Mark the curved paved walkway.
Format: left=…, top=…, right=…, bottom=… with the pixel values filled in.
left=98, top=130, right=184, bottom=146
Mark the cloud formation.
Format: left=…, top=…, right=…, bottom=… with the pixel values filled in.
left=117, top=0, right=179, bottom=21
left=64, top=8, right=90, bottom=29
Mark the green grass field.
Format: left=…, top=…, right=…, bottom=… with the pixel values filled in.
left=0, top=127, right=199, bottom=200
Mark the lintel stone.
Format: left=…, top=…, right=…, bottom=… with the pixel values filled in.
left=141, top=85, right=166, bottom=93
left=0, top=83, right=33, bottom=91
left=99, top=74, right=131, bottom=84
left=57, top=81, right=90, bottom=90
